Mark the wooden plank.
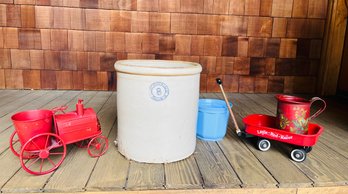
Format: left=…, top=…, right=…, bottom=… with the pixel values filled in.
left=0, top=150, right=22, bottom=189
left=308, top=0, right=328, bottom=19
left=292, top=0, right=308, bottom=18
left=0, top=5, right=6, bottom=26
left=272, top=18, right=287, bottom=37
left=0, top=49, right=11, bottom=69
left=44, top=50, right=61, bottom=70
left=86, top=119, right=129, bottom=191
left=260, top=0, right=273, bottom=16
left=40, top=29, right=51, bottom=50
left=1, top=91, right=99, bottom=193
left=0, top=90, right=20, bottom=98
left=70, top=8, right=85, bottom=30
left=218, top=93, right=313, bottom=188
left=317, top=0, right=348, bottom=95
left=0, top=187, right=301, bottom=194
left=42, top=92, right=112, bottom=192
left=271, top=0, right=293, bottom=17
left=7, top=187, right=348, bottom=194
left=202, top=93, right=277, bottom=188
left=218, top=131, right=278, bottom=188
left=3, top=28, right=19, bottom=49
left=84, top=31, right=96, bottom=52
left=126, top=162, right=165, bottom=190
left=229, top=0, right=245, bottom=15
left=130, top=12, right=149, bottom=33
left=293, top=141, right=348, bottom=186
left=171, top=13, right=198, bottom=35
left=35, top=6, right=53, bottom=28
left=29, top=50, right=45, bottom=69
left=0, top=90, right=48, bottom=118
left=111, top=10, right=131, bottom=32
left=220, top=16, right=247, bottom=36
left=181, top=0, right=204, bottom=13
left=21, top=5, right=35, bottom=28
left=10, top=49, right=31, bottom=69
left=142, top=33, right=160, bottom=54
left=51, top=29, right=68, bottom=51
left=247, top=17, right=272, bottom=37
left=194, top=140, right=241, bottom=188
left=165, top=155, right=203, bottom=189
left=85, top=9, right=110, bottom=31
left=149, top=12, right=170, bottom=33
left=6, top=4, right=21, bottom=27
left=297, top=186, right=348, bottom=194
left=279, top=39, right=297, bottom=58
left=53, top=7, right=71, bottom=29
left=0, top=90, right=32, bottom=108
left=56, top=71, right=73, bottom=89
left=203, top=36, right=222, bottom=56
left=137, top=0, right=159, bottom=11
left=245, top=0, right=260, bottom=15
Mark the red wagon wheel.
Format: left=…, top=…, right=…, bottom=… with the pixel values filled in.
left=9, top=131, right=21, bottom=157
left=20, top=133, right=66, bottom=175
left=87, top=135, right=108, bottom=157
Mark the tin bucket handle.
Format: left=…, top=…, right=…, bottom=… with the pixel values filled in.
left=309, top=97, right=326, bottom=120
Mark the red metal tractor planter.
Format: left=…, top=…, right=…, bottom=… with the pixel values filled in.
left=9, top=99, right=108, bottom=175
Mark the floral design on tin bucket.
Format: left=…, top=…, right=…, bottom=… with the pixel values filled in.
left=279, top=113, right=290, bottom=130
left=290, top=107, right=309, bottom=134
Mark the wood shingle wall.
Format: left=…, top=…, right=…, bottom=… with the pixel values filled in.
left=0, top=0, right=328, bottom=93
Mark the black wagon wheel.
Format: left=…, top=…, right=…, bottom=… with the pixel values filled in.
left=290, top=149, right=307, bottom=162
left=303, top=146, right=312, bottom=153
left=20, top=133, right=66, bottom=175
left=257, top=139, right=271, bottom=152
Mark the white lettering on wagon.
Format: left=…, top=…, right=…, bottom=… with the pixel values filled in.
left=256, top=130, right=293, bottom=140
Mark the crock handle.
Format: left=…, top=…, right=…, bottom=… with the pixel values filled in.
left=309, top=97, right=326, bottom=120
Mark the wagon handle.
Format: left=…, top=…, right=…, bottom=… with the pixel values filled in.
left=52, top=106, right=68, bottom=114
left=216, top=78, right=242, bottom=136
left=309, top=97, right=326, bottom=120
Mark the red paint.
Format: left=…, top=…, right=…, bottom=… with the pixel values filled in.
left=275, top=94, right=326, bottom=134
left=10, top=99, right=108, bottom=175
left=11, top=109, right=53, bottom=151
left=243, top=114, right=323, bottom=146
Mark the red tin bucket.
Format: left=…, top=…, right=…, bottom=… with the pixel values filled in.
left=275, top=95, right=326, bottom=134
left=11, top=110, right=53, bottom=150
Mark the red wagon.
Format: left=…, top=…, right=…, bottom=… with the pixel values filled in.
left=9, top=99, right=108, bottom=175
left=243, top=114, right=323, bottom=162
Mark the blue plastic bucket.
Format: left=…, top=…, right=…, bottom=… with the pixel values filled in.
left=196, top=99, right=231, bottom=141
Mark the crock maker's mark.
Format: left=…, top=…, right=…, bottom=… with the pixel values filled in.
left=150, top=82, right=169, bottom=101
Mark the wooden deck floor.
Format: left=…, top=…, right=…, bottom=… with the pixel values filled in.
left=0, top=90, right=347, bottom=194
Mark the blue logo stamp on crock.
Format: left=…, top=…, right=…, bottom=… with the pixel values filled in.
left=150, top=82, right=169, bottom=101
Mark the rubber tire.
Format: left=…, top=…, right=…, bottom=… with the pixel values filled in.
left=257, top=139, right=271, bottom=152
left=290, top=149, right=307, bottom=162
